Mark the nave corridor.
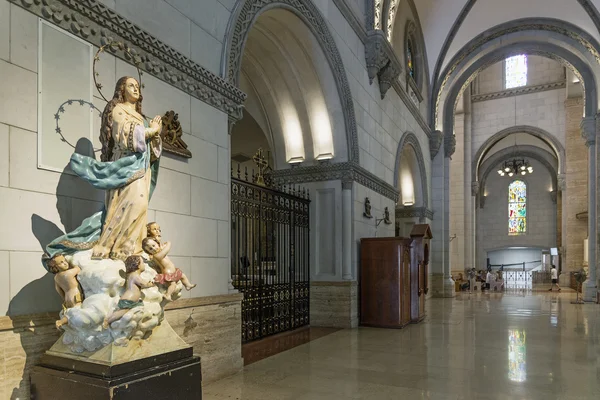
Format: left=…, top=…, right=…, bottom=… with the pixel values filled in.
left=204, top=292, right=600, bottom=399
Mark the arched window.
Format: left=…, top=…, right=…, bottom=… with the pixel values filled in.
left=407, top=38, right=415, bottom=79
left=505, top=55, right=527, bottom=89
left=508, top=180, right=527, bottom=235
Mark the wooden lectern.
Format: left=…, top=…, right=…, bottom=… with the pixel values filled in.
left=359, top=237, right=413, bottom=328
left=410, top=224, right=432, bottom=323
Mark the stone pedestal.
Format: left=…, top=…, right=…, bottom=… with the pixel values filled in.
left=30, top=320, right=202, bottom=399
left=30, top=347, right=201, bottom=400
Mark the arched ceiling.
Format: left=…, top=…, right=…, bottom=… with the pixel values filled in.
left=239, top=9, right=348, bottom=168
left=413, top=0, right=600, bottom=83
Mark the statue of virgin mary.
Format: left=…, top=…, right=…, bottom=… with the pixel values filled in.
left=44, top=76, right=163, bottom=264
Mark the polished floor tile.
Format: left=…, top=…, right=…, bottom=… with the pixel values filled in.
left=203, top=291, right=600, bottom=399
left=243, top=327, right=341, bottom=366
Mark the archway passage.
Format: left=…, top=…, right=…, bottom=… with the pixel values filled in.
left=228, top=5, right=354, bottom=343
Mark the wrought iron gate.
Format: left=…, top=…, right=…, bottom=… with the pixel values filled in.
left=231, top=173, right=310, bottom=343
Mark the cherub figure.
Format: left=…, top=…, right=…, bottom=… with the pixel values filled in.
left=104, top=255, right=154, bottom=327
left=142, top=237, right=196, bottom=301
left=48, top=255, right=82, bottom=330
left=146, top=221, right=162, bottom=245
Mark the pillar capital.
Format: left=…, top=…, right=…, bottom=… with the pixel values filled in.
left=557, top=173, right=566, bottom=191
left=429, top=130, right=444, bottom=160
left=444, top=133, right=456, bottom=158
left=471, top=181, right=480, bottom=197
left=580, top=116, right=596, bottom=147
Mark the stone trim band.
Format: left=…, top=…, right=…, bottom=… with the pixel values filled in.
left=271, top=162, right=399, bottom=202
left=395, top=206, right=434, bottom=220
left=471, top=81, right=566, bottom=102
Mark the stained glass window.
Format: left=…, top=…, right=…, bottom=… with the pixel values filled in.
left=508, top=180, right=526, bottom=235
left=505, top=55, right=527, bottom=89
left=406, top=39, right=415, bottom=79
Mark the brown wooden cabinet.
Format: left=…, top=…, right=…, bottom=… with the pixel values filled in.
left=359, top=237, right=413, bottom=328
left=410, top=224, right=432, bottom=323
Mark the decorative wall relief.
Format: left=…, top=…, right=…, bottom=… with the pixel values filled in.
left=384, top=207, right=392, bottom=224
left=364, top=198, right=373, bottom=218
left=160, top=110, right=192, bottom=158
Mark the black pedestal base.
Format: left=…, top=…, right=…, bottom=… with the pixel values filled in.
left=30, top=348, right=202, bottom=400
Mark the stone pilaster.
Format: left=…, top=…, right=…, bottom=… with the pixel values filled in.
left=562, top=98, right=588, bottom=286
left=581, top=116, right=597, bottom=301
left=342, top=179, right=353, bottom=280
left=430, top=132, right=455, bottom=297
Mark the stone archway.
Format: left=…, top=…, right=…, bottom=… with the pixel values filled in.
left=472, top=126, right=566, bottom=185
left=433, top=18, right=600, bottom=131
left=222, top=0, right=359, bottom=164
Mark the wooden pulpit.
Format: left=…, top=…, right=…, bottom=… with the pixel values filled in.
left=359, top=237, right=413, bottom=328
left=410, top=224, right=432, bottom=323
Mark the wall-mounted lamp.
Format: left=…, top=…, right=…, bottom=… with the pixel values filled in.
left=315, top=153, right=333, bottom=161
left=287, top=156, right=304, bottom=168
left=573, top=76, right=581, bottom=83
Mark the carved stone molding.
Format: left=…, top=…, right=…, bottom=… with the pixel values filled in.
left=224, top=0, right=360, bottom=163
left=365, top=30, right=403, bottom=99
left=271, top=162, right=399, bottom=201
left=444, top=133, right=456, bottom=159
left=378, top=60, right=402, bottom=100
left=471, top=81, right=566, bottom=103
left=395, top=206, right=434, bottom=221
left=581, top=116, right=596, bottom=147
left=429, top=130, right=443, bottom=160
left=10, top=0, right=246, bottom=119
left=365, top=31, right=389, bottom=83
left=471, top=181, right=480, bottom=197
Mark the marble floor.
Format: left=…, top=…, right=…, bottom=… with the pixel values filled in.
left=204, top=291, right=600, bottom=399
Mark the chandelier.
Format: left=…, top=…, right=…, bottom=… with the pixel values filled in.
left=498, top=158, right=533, bottom=177
left=497, top=134, right=533, bottom=177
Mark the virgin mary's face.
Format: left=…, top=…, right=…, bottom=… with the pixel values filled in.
left=123, top=78, right=140, bottom=103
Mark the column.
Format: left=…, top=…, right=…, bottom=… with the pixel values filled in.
left=464, top=106, right=474, bottom=270
left=581, top=117, right=597, bottom=301
left=564, top=98, right=587, bottom=281
left=430, top=131, right=456, bottom=297
left=558, top=173, right=568, bottom=286
left=342, top=180, right=353, bottom=280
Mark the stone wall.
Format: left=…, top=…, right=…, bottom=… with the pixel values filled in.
left=0, top=294, right=243, bottom=399
left=0, top=0, right=232, bottom=317
left=310, top=281, right=358, bottom=328
left=475, top=56, right=565, bottom=95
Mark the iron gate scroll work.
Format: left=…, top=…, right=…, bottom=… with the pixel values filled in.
left=231, top=170, right=310, bottom=343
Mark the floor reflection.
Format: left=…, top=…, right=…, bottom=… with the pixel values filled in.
left=508, top=329, right=526, bottom=382
left=204, top=291, right=600, bottom=399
